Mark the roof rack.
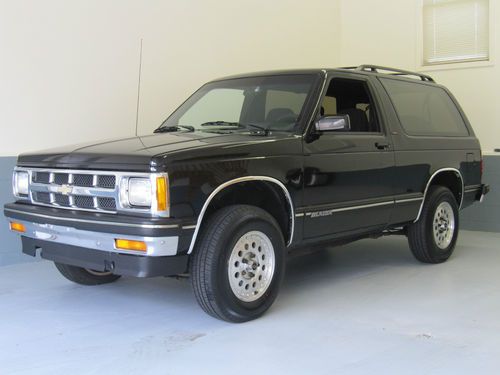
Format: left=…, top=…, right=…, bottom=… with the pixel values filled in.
left=341, top=65, right=435, bottom=82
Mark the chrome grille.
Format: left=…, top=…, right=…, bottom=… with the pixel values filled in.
left=73, top=174, right=94, bottom=187
left=74, top=195, right=95, bottom=209
left=33, top=191, right=51, bottom=204
left=97, top=197, right=116, bottom=211
left=97, top=175, right=116, bottom=189
left=53, top=173, right=69, bottom=185
left=26, top=169, right=119, bottom=214
left=33, top=171, right=50, bottom=184
left=13, top=167, right=169, bottom=217
left=54, top=193, right=70, bottom=206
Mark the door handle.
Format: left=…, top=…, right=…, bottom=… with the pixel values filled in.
left=375, top=142, right=390, bottom=150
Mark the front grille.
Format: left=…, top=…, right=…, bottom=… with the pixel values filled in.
left=74, top=195, right=95, bottom=209
left=28, top=169, right=120, bottom=213
left=97, top=197, right=116, bottom=211
left=97, top=175, right=116, bottom=189
left=54, top=193, right=70, bottom=207
left=53, top=173, right=69, bottom=185
left=18, top=168, right=166, bottom=217
left=73, top=174, right=94, bottom=187
left=33, top=191, right=51, bottom=204
left=33, top=172, right=50, bottom=184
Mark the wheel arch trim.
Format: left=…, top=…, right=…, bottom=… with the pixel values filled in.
left=187, top=176, right=295, bottom=254
left=414, top=167, right=464, bottom=223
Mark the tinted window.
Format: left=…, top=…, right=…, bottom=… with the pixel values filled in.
left=265, top=89, right=307, bottom=121
left=321, top=78, right=380, bottom=132
left=164, top=75, right=316, bottom=133
left=179, top=88, right=245, bottom=126
left=381, top=78, right=468, bottom=136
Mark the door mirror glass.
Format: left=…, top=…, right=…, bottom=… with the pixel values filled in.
left=315, top=115, right=350, bottom=132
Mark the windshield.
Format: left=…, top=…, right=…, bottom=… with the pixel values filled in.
left=160, top=74, right=317, bottom=133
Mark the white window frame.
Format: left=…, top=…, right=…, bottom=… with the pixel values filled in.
left=416, top=0, right=495, bottom=72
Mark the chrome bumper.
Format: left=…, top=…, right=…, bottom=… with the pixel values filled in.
left=9, top=219, right=179, bottom=256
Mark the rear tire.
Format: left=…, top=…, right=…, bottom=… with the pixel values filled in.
left=407, top=186, right=459, bottom=264
left=190, top=205, right=285, bottom=323
left=54, top=263, right=121, bottom=285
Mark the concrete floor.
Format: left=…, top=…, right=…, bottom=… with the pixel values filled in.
left=1, top=230, right=499, bottom=375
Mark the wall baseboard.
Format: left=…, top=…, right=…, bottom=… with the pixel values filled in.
left=0, top=157, right=37, bottom=266
left=460, top=155, right=499, bottom=232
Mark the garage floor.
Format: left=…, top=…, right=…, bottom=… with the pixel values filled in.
left=1, top=230, right=499, bottom=375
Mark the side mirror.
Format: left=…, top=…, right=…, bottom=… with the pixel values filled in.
left=315, top=115, right=350, bottom=132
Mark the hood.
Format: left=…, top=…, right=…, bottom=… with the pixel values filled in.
left=17, top=131, right=297, bottom=171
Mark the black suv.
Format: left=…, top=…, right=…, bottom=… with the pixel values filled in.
left=4, top=65, right=489, bottom=322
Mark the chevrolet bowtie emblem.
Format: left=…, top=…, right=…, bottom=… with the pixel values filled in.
left=57, top=184, right=73, bottom=195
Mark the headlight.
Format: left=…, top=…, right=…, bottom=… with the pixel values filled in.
left=128, top=178, right=152, bottom=207
left=119, top=174, right=169, bottom=216
left=13, top=171, right=29, bottom=197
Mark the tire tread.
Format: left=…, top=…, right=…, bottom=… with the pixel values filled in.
left=54, top=263, right=121, bottom=285
left=407, top=186, right=459, bottom=264
left=190, top=204, right=283, bottom=322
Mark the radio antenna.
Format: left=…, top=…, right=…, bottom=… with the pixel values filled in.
left=135, top=38, right=143, bottom=136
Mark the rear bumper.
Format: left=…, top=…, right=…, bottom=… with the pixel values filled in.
left=477, top=184, right=490, bottom=202
left=21, top=237, right=188, bottom=277
left=462, top=183, right=489, bottom=209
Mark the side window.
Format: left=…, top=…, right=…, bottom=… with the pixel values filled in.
left=380, top=78, right=469, bottom=137
left=321, top=78, right=380, bottom=132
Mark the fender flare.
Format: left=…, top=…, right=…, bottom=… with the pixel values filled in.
left=187, top=176, right=295, bottom=254
left=414, top=167, right=464, bottom=222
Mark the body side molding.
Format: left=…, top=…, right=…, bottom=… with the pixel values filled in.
left=414, top=167, right=464, bottom=223
left=187, top=176, right=295, bottom=254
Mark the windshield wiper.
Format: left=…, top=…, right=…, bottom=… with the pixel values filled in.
left=201, top=121, right=243, bottom=128
left=154, top=125, right=195, bottom=133
left=201, top=121, right=270, bottom=135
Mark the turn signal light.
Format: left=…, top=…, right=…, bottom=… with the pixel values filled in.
left=9, top=222, right=26, bottom=233
left=156, top=176, right=169, bottom=212
left=115, top=239, right=147, bottom=252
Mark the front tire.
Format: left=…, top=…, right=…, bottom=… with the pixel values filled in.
left=407, top=186, right=459, bottom=263
left=54, top=263, right=121, bottom=285
left=190, top=205, right=286, bottom=323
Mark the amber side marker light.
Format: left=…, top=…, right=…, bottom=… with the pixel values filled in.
left=9, top=222, right=26, bottom=233
left=115, top=239, right=147, bottom=252
left=156, top=176, right=169, bottom=212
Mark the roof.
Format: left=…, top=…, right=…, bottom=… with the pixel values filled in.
left=210, top=65, right=436, bottom=84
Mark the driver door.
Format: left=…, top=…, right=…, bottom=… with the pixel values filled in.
left=302, top=74, right=395, bottom=239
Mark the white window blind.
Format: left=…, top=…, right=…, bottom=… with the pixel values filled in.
left=423, top=0, right=489, bottom=65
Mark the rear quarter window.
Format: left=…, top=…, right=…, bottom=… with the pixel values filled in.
left=380, top=78, right=469, bottom=137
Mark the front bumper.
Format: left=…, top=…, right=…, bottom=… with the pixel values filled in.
left=21, top=237, right=188, bottom=277
left=4, top=202, right=195, bottom=277
left=10, top=218, right=179, bottom=256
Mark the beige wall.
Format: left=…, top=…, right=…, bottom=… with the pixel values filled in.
left=339, top=0, right=500, bottom=153
left=0, top=0, right=341, bottom=156
left=133, top=0, right=343, bottom=134
left=1, top=0, right=497, bottom=155
left=0, top=1, right=141, bottom=156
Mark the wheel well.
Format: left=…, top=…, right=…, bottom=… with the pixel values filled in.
left=428, top=170, right=463, bottom=206
left=202, top=181, right=291, bottom=243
